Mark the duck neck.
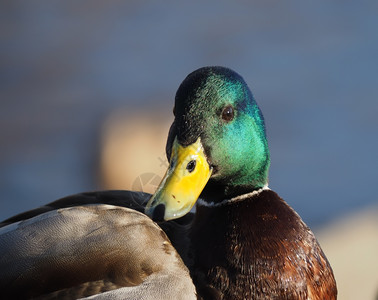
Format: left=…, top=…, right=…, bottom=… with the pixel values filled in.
left=191, top=187, right=270, bottom=261
left=199, top=179, right=266, bottom=205
left=189, top=190, right=268, bottom=295
left=190, top=188, right=295, bottom=299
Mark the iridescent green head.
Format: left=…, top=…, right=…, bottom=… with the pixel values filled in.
left=170, top=67, right=270, bottom=197
left=146, top=67, right=270, bottom=220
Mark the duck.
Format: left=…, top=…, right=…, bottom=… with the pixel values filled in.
left=0, top=66, right=337, bottom=299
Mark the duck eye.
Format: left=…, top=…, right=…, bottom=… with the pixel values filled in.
left=186, top=160, right=196, bottom=173
left=221, top=105, right=234, bottom=122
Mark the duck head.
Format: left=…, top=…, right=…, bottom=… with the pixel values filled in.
left=146, top=66, right=270, bottom=221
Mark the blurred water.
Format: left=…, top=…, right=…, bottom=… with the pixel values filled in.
left=0, top=1, right=377, bottom=227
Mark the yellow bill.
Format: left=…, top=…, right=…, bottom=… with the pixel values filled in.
left=145, top=137, right=212, bottom=221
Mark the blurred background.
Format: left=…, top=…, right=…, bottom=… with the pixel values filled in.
left=1, top=1, right=377, bottom=299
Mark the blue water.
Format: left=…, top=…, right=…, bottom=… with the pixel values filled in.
left=1, top=1, right=377, bottom=227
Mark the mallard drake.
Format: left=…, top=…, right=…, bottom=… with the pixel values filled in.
left=0, top=66, right=337, bottom=299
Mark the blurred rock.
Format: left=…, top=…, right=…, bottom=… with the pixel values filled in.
left=315, top=205, right=378, bottom=300
left=99, top=109, right=173, bottom=194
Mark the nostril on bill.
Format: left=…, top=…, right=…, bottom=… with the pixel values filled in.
left=186, top=160, right=196, bottom=173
